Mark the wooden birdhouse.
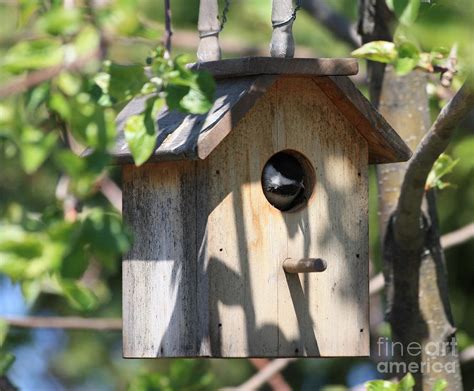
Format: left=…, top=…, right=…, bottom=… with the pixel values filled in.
left=113, top=57, right=411, bottom=358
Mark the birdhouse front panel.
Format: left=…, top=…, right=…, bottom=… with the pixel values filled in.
left=122, top=75, right=369, bottom=358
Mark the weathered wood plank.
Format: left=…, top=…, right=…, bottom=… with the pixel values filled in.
left=112, top=76, right=274, bottom=164
left=110, top=72, right=410, bottom=166
left=190, top=57, right=358, bottom=78
left=315, top=75, right=412, bottom=164
left=269, top=77, right=369, bottom=357
left=122, top=161, right=198, bottom=358
left=190, top=77, right=369, bottom=357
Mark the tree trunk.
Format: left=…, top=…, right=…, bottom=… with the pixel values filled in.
left=358, top=1, right=463, bottom=389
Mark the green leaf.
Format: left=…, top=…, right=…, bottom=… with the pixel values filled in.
left=366, top=380, right=398, bottom=391
left=0, top=320, right=8, bottom=347
left=107, top=63, right=148, bottom=103
left=394, top=41, right=420, bottom=75
left=57, top=222, right=89, bottom=279
left=49, top=92, right=72, bottom=119
left=68, top=94, right=115, bottom=150
left=21, top=280, right=42, bottom=305
left=56, top=72, right=82, bottom=96
left=432, top=379, right=448, bottom=391
left=0, top=352, right=15, bottom=376
left=398, top=373, right=415, bottom=391
left=26, top=84, right=50, bottom=113
left=1, top=39, right=64, bottom=74
left=73, top=25, right=100, bottom=57
left=81, top=209, right=130, bottom=270
left=124, top=98, right=159, bottom=166
left=392, top=0, right=421, bottom=25
left=36, top=7, right=81, bottom=36
left=54, top=150, right=110, bottom=196
left=19, top=127, right=58, bottom=174
left=0, top=227, right=43, bottom=259
left=351, top=41, right=398, bottom=63
left=180, top=71, right=215, bottom=114
left=60, top=280, right=99, bottom=311
left=426, top=153, right=459, bottom=190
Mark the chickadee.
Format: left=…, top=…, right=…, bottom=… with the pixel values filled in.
left=262, top=153, right=305, bottom=211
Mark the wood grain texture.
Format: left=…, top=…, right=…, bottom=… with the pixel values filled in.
left=122, top=77, right=370, bottom=358
left=190, top=57, right=358, bottom=78
left=122, top=161, right=199, bottom=357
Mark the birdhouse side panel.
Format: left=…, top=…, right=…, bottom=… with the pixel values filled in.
left=196, top=76, right=369, bottom=357
left=122, top=162, right=200, bottom=358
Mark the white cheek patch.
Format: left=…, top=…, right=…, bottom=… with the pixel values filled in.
left=266, top=164, right=296, bottom=187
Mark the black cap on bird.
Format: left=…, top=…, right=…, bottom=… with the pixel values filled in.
left=262, top=152, right=305, bottom=211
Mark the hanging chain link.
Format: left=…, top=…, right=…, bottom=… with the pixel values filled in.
left=218, top=0, right=231, bottom=31
left=272, top=0, right=302, bottom=28
left=199, top=0, right=231, bottom=38
left=201, top=0, right=300, bottom=38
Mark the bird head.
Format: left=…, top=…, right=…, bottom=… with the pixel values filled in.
left=262, top=153, right=305, bottom=211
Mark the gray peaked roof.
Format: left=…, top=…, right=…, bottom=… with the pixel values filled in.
left=111, top=57, right=412, bottom=165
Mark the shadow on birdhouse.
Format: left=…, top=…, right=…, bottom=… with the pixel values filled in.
left=112, top=57, right=411, bottom=358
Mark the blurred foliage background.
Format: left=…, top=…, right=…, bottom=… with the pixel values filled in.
left=0, top=0, right=473, bottom=389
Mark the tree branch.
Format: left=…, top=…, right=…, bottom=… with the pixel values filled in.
left=225, top=359, right=296, bottom=391
left=370, top=221, right=474, bottom=296
left=0, top=377, right=17, bottom=391
left=97, top=176, right=122, bottom=212
left=248, top=359, right=292, bottom=391
left=301, top=0, right=360, bottom=48
left=394, top=81, right=474, bottom=249
left=0, top=49, right=100, bottom=99
left=163, top=0, right=172, bottom=58
left=1, top=316, right=122, bottom=330
left=440, top=222, right=474, bottom=249
left=460, top=345, right=474, bottom=364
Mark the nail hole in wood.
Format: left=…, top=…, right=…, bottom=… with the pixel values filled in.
left=356, top=254, right=360, bottom=258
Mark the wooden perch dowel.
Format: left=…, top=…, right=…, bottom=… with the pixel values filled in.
left=282, top=258, right=327, bottom=273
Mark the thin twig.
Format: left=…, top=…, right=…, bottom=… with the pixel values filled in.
left=0, top=376, right=17, bottom=391
left=1, top=316, right=122, bottom=330
left=97, top=176, right=123, bottom=212
left=225, top=359, right=296, bottom=391
left=163, top=0, right=172, bottom=58
left=301, top=0, right=361, bottom=48
left=440, top=222, right=474, bottom=249
left=441, top=44, right=458, bottom=88
left=370, top=221, right=474, bottom=296
left=460, top=345, right=474, bottom=364
left=249, top=359, right=292, bottom=391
